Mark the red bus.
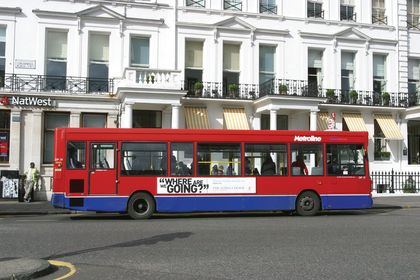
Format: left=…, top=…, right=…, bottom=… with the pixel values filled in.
left=51, top=128, right=372, bottom=219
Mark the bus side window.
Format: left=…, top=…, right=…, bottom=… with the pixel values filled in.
left=92, top=144, right=115, bottom=169
left=170, top=143, right=193, bottom=176
left=120, top=142, right=167, bottom=176
left=245, top=144, right=288, bottom=176
left=326, top=144, right=365, bottom=176
left=197, top=143, right=241, bottom=176
left=290, top=144, right=323, bottom=176
left=67, top=141, right=85, bottom=169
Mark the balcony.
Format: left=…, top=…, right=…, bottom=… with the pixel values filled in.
left=181, top=78, right=419, bottom=108
left=186, top=0, right=205, bottom=8
left=340, top=12, right=356, bottom=21
left=119, top=68, right=183, bottom=90
left=321, top=89, right=411, bottom=107
left=0, top=73, right=113, bottom=94
left=224, top=0, right=242, bottom=11
left=260, top=4, right=277, bottom=15
left=372, top=9, right=387, bottom=25
left=407, top=14, right=420, bottom=30
left=184, top=81, right=257, bottom=100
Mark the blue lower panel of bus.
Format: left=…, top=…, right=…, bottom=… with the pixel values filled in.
left=51, top=193, right=128, bottom=212
left=321, top=195, right=373, bottom=210
left=51, top=193, right=372, bottom=213
left=155, top=195, right=296, bottom=212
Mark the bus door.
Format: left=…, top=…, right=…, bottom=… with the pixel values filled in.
left=89, top=143, right=117, bottom=195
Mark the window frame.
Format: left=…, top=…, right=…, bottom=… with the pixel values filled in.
left=43, top=112, right=69, bottom=164
left=0, top=110, right=10, bottom=163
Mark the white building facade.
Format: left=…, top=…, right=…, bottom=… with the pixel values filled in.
left=0, top=0, right=419, bottom=199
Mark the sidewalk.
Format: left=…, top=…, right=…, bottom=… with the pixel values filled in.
left=0, top=199, right=71, bottom=215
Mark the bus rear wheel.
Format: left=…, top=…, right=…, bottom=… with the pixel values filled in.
left=296, top=191, right=320, bottom=216
left=127, top=192, right=155, bottom=219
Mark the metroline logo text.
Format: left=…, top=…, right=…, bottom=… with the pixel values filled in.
left=294, top=135, right=322, bottom=142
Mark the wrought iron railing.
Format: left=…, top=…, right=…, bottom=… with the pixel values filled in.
left=186, top=0, right=205, bottom=8
left=0, top=73, right=113, bottom=94
left=307, top=9, right=324, bottom=19
left=260, top=4, right=277, bottom=15
left=321, top=89, right=410, bottom=107
left=372, top=9, right=387, bottom=25
left=224, top=0, right=242, bottom=11
left=182, top=78, right=419, bottom=108
left=372, top=170, right=420, bottom=193
left=407, top=14, right=420, bottom=30
left=184, top=81, right=257, bottom=100
left=341, top=12, right=356, bottom=21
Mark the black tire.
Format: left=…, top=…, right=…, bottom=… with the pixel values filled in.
left=127, top=192, right=155, bottom=219
left=296, top=191, right=320, bottom=216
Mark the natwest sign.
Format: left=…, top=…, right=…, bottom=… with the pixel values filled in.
left=0, top=96, right=54, bottom=107
left=294, top=135, right=322, bottom=142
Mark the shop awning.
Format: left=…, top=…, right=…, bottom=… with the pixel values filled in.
left=342, top=113, right=368, bottom=131
left=317, top=112, right=329, bottom=131
left=375, top=114, right=404, bottom=140
left=184, top=107, right=210, bottom=129
left=223, top=108, right=250, bottom=130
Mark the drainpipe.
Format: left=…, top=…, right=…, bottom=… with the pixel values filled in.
left=174, top=0, right=178, bottom=70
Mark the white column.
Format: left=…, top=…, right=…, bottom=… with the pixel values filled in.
left=70, top=111, right=81, bottom=128
left=171, top=105, right=180, bottom=129
left=123, top=103, right=133, bottom=128
left=252, top=113, right=261, bottom=130
left=107, top=114, right=118, bottom=128
left=9, top=110, right=21, bottom=171
left=310, top=110, right=318, bottom=131
left=270, top=110, right=277, bottom=130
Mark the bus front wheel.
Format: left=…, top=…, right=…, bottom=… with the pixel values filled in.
left=296, top=191, right=320, bottom=216
left=127, top=192, right=155, bottom=219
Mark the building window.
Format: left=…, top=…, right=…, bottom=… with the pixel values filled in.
left=186, top=0, right=205, bottom=8
left=45, top=30, right=67, bottom=91
left=261, top=115, right=288, bottom=130
left=185, top=40, right=204, bottom=95
left=44, top=112, right=69, bottom=164
left=408, top=0, right=420, bottom=30
left=224, top=0, right=242, bottom=11
left=133, top=110, right=162, bottom=128
left=341, top=52, right=355, bottom=102
left=223, top=43, right=241, bottom=97
left=340, top=0, right=356, bottom=21
left=307, top=1, right=324, bottom=18
left=82, top=113, right=107, bottom=128
left=260, top=0, right=277, bottom=14
left=0, top=27, right=5, bottom=88
left=372, top=0, right=387, bottom=24
left=408, top=120, right=420, bottom=164
left=308, top=49, right=323, bottom=97
left=408, top=59, right=420, bottom=106
left=130, top=36, right=149, bottom=67
left=374, top=120, right=390, bottom=161
left=373, top=54, right=386, bottom=105
left=259, top=45, right=275, bottom=85
left=0, top=110, right=10, bottom=163
left=89, top=33, right=109, bottom=92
